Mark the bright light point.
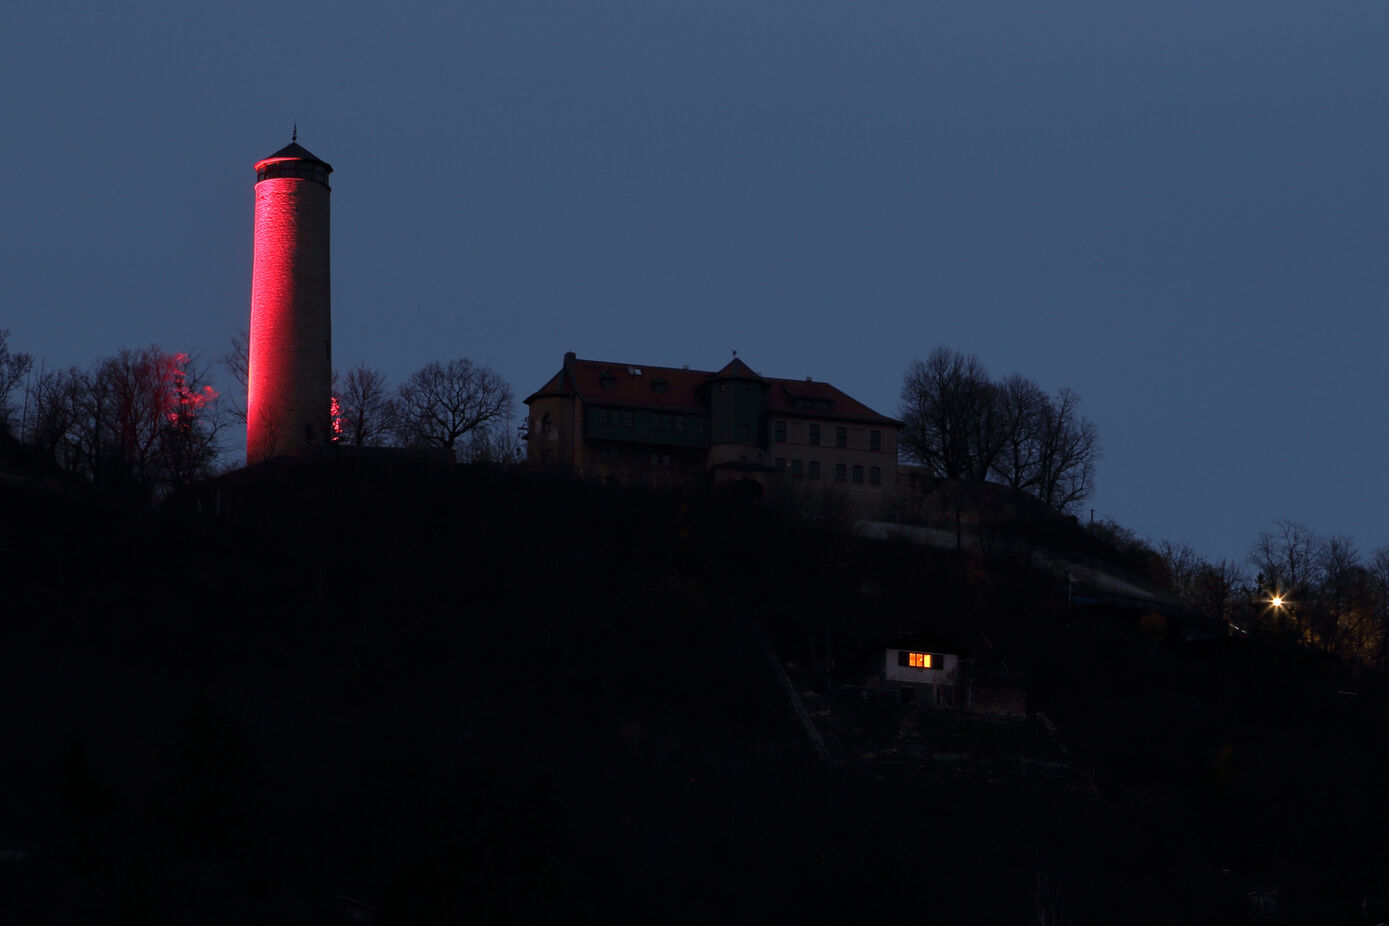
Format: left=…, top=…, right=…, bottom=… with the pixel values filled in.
left=1271, top=596, right=1284, bottom=608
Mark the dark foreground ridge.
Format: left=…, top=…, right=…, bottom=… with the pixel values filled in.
left=2, top=459, right=1387, bottom=923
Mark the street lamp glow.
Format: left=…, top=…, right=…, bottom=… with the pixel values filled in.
left=1271, top=596, right=1284, bottom=608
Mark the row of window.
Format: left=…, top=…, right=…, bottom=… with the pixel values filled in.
left=596, top=407, right=635, bottom=428
left=593, top=407, right=701, bottom=433
left=774, top=459, right=882, bottom=485
left=898, top=651, right=936, bottom=669
left=652, top=412, right=686, bottom=432
left=584, top=408, right=882, bottom=450
left=596, top=448, right=674, bottom=467
left=257, top=162, right=331, bottom=184
left=773, top=420, right=882, bottom=450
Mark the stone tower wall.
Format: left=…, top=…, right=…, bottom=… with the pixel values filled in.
left=247, top=175, right=331, bottom=464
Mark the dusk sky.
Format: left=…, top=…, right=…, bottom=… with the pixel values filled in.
left=3, top=1, right=1385, bottom=565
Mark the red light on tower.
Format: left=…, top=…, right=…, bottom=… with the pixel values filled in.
left=246, top=134, right=333, bottom=464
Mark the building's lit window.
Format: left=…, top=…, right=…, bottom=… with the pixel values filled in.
left=910, top=652, right=933, bottom=669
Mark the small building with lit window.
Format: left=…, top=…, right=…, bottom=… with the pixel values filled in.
left=884, top=640, right=963, bottom=706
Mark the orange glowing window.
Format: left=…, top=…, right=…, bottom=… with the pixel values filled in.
left=910, top=652, right=932, bottom=668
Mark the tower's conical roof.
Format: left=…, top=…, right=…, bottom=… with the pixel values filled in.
left=255, top=140, right=332, bottom=173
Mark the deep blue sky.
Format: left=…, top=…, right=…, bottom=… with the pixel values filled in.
left=3, top=1, right=1385, bottom=564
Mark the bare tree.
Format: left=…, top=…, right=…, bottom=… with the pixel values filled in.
left=1247, top=519, right=1325, bottom=640
left=222, top=331, right=249, bottom=425
left=463, top=417, right=525, bottom=464
left=158, top=351, right=223, bottom=490
left=20, top=364, right=85, bottom=468
left=1032, top=387, right=1099, bottom=514
left=899, top=347, right=1000, bottom=481
left=0, top=330, right=35, bottom=431
left=990, top=373, right=1047, bottom=491
left=336, top=364, right=393, bottom=447
left=1193, top=558, right=1248, bottom=626
left=22, top=347, right=220, bottom=497
left=1157, top=539, right=1205, bottom=600
left=1247, top=519, right=1321, bottom=600
left=1315, top=534, right=1373, bottom=657
left=392, top=358, right=513, bottom=458
left=1367, top=546, right=1389, bottom=670
left=901, top=350, right=1099, bottom=513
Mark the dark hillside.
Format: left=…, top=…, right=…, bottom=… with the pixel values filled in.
left=1, top=462, right=1386, bottom=923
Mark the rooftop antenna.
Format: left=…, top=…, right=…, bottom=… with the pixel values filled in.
left=732, top=348, right=737, bottom=358
left=292, top=121, right=298, bottom=143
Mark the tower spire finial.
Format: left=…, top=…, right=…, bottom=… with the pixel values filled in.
left=292, top=121, right=297, bottom=143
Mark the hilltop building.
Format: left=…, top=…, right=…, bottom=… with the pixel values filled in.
left=524, top=353, right=899, bottom=497
left=246, top=135, right=334, bottom=465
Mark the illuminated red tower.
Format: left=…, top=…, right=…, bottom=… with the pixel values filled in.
left=246, top=135, right=333, bottom=464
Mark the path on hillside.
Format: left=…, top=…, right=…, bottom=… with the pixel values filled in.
left=856, top=520, right=1174, bottom=605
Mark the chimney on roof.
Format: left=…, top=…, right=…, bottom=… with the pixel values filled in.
left=564, top=351, right=576, bottom=363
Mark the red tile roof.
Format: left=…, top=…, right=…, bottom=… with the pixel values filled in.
left=763, top=377, right=897, bottom=425
left=525, top=355, right=898, bottom=426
